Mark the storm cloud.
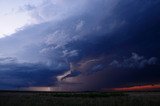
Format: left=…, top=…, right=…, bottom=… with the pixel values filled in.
left=0, top=57, right=64, bottom=90
left=0, top=0, right=160, bottom=91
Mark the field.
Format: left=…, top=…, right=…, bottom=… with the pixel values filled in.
left=0, top=91, right=160, bottom=106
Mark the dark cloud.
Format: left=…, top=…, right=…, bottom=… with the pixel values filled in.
left=55, top=53, right=159, bottom=91
left=0, top=0, right=160, bottom=90
left=110, top=53, right=158, bottom=68
left=0, top=57, right=65, bottom=90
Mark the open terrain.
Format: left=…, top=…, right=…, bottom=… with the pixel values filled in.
left=0, top=91, right=159, bottom=106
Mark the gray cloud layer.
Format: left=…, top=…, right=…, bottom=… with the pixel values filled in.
left=110, top=53, right=158, bottom=69
left=0, top=0, right=160, bottom=90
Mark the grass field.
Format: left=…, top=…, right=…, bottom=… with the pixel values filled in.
left=0, top=91, right=159, bottom=106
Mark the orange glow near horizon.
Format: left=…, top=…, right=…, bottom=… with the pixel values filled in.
left=112, top=84, right=160, bottom=91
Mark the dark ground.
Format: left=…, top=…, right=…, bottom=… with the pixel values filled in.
left=0, top=91, right=160, bottom=106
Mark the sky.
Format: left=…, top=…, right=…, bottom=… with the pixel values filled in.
left=0, top=0, right=43, bottom=36
left=0, top=0, right=160, bottom=91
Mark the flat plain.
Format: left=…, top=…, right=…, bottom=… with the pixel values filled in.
left=0, top=91, right=159, bottom=106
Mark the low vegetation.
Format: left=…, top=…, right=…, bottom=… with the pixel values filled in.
left=0, top=91, right=159, bottom=106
